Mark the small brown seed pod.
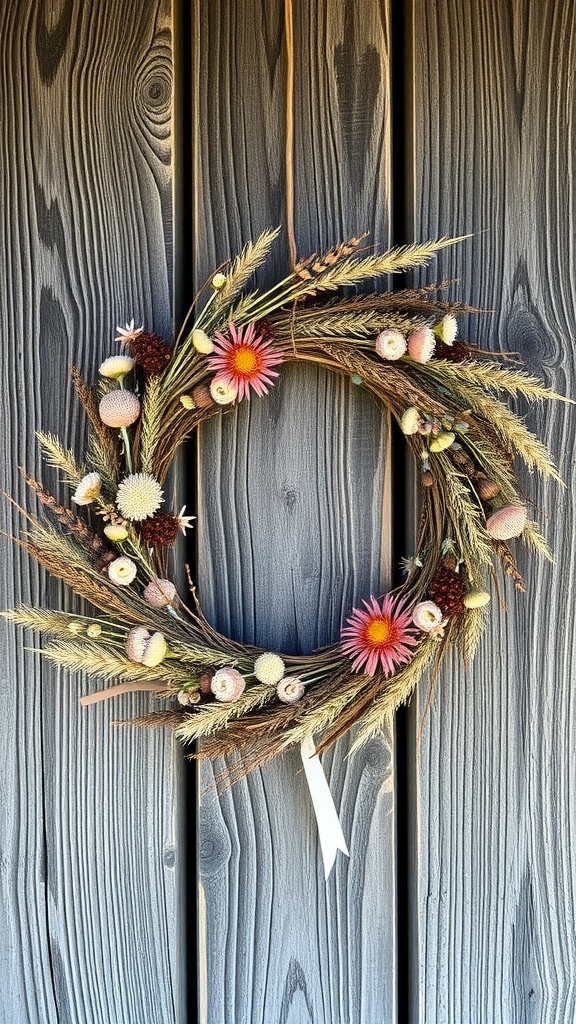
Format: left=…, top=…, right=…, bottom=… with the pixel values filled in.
left=476, top=476, right=501, bottom=500
left=191, top=384, right=214, bottom=409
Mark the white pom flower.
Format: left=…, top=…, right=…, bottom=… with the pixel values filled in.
left=276, top=676, right=305, bottom=704
left=108, top=556, right=137, bottom=586
left=99, top=355, right=135, bottom=379
left=210, top=378, right=238, bottom=405
left=375, top=329, right=407, bottom=361
left=254, top=652, right=285, bottom=686
left=72, top=472, right=102, bottom=505
left=412, top=601, right=444, bottom=632
left=116, top=473, right=163, bottom=521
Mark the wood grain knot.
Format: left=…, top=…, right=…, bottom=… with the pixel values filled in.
left=198, top=805, right=232, bottom=877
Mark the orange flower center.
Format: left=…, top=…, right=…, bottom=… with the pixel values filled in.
left=232, top=345, right=259, bottom=377
left=365, top=617, right=392, bottom=647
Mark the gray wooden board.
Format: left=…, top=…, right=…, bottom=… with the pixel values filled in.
left=193, top=1, right=398, bottom=1021
left=409, top=1, right=576, bottom=1020
left=0, top=3, right=183, bottom=1022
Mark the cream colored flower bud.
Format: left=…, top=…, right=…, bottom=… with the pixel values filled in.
left=429, top=431, right=456, bottom=452
left=463, top=589, right=491, bottom=609
left=276, top=676, right=305, bottom=704
left=99, top=355, right=135, bottom=380
left=192, top=329, right=214, bottom=354
left=211, top=667, right=246, bottom=702
left=103, top=522, right=129, bottom=542
left=86, top=623, right=103, bottom=638
left=375, top=329, right=406, bottom=361
left=141, top=631, right=167, bottom=667
left=211, top=273, right=227, bottom=290
left=400, top=407, right=421, bottom=435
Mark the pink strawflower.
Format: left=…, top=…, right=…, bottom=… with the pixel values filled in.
left=407, top=326, right=436, bottom=363
left=340, top=593, right=419, bottom=677
left=210, top=667, right=246, bottom=703
left=207, top=322, right=283, bottom=400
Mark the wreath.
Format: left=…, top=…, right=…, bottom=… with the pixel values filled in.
left=7, top=229, right=565, bottom=777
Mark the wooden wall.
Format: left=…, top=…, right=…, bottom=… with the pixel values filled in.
left=408, top=2, right=576, bottom=1020
left=2, top=1, right=576, bottom=1022
left=0, top=3, right=183, bottom=1022
left=193, top=3, right=398, bottom=1021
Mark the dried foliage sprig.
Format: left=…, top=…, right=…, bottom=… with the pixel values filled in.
left=7, top=229, right=567, bottom=779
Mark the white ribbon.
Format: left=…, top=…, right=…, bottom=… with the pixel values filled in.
left=300, top=735, right=350, bottom=879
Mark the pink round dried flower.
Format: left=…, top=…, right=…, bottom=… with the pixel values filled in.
left=375, top=329, right=406, bottom=361
left=485, top=504, right=527, bottom=540
left=143, top=578, right=178, bottom=608
left=126, top=626, right=167, bottom=666
left=408, top=326, right=436, bottom=363
left=99, top=389, right=141, bottom=427
left=276, top=676, right=305, bottom=704
left=210, top=667, right=246, bottom=703
left=126, top=626, right=151, bottom=662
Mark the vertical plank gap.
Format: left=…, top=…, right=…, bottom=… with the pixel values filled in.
left=390, top=1, right=412, bottom=1022
left=173, top=1, right=197, bottom=1020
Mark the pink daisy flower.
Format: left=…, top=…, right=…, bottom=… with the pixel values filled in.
left=207, top=322, right=284, bottom=401
left=340, top=593, right=419, bottom=677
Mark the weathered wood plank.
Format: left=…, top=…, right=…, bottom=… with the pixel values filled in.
left=0, top=3, right=182, bottom=1022
left=409, top=1, right=576, bottom=1020
left=194, top=1, right=396, bottom=1021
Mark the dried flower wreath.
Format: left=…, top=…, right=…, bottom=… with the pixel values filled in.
left=6, top=229, right=565, bottom=778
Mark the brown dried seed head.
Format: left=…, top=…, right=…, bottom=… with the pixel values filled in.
left=476, top=476, right=501, bottom=500
left=191, top=384, right=214, bottom=409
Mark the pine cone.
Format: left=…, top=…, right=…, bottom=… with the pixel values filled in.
left=141, top=513, right=180, bottom=547
left=435, top=339, right=472, bottom=362
left=428, top=560, right=466, bottom=616
left=128, top=332, right=171, bottom=375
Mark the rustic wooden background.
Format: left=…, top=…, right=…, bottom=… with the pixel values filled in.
left=1, top=1, right=575, bottom=1022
